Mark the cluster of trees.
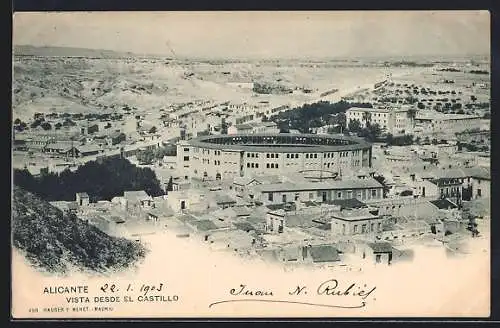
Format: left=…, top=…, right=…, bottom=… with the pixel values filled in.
left=13, top=118, right=28, bottom=132
left=136, top=146, right=175, bottom=165
left=469, top=70, right=489, bottom=75
left=270, top=100, right=372, bottom=133
left=373, top=175, right=390, bottom=198
left=386, top=134, right=415, bottom=146
left=457, top=142, right=489, bottom=152
left=253, top=82, right=293, bottom=95
left=346, top=119, right=382, bottom=142
left=14, top=157, right=164, bottom=202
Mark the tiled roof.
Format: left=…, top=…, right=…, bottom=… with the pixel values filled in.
left=328, top=198, right=367, bottom=209
left=309, top=245, right=340, bottom=263
left=367, top=242, right=393, bottom=253
left=430, top=198, right=458, bottom=210
left=123, top=190, right=150, bottom=202
left=191, top=219, right=218, bottom=232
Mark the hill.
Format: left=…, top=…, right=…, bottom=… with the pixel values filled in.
left=13, top=45, right=136, bottom=58
left=12, top=186, right=147, bottom=274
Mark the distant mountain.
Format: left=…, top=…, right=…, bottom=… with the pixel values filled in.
left=13, top=45, right=137, bottom=58
left=12, top=186, right=147, bottom=274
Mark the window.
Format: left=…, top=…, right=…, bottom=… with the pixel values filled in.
left=347, top=190, right=353, bottom=198
left=286, top=154, right=290, bottom=158
left=266, top=163, right=270, bottom=168
left=276, top=164, right=279, bottom=169
left=268, top=193, right=274, bottom=202
left=295, top=154, right=299, bottom=158
left=354, top=225, right=358, bottom=234
left=183, top=156, right=189, bottom=161
left=306, top=154, right=309, bottom=159
left=276, top=154, right=279, bottom=158
left=251, top=163, right=255, bottom=168
left=267, top=154, right=270, bottom=158
left=371, top=223, right=375, bottom=232
left=314, top=154, right=317, bottom=159
left=378, top=223, right=381, bottom=231
left=337, top=192, right=342, bottom=199
left=372, top=189, right=377, bottom=197
left=183, top=148, right=189, bottom=152
left=282, top=194, right=287, bottom=203
left=256, top=163, right=259, bottom=168
left=247, top=153, right=250, bottom=158
left=271, top=163, right=275, bottom=168
left=294, top=193, right=300, bottom=201
left=309, top=193, right=313, bottom=199
left=362, top=224, right=367, bottom=233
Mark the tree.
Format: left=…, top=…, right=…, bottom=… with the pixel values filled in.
left=417, top=102, right=425, bottom=109
left=149, top=126, right=157, bottom=134
left=166, top=176, right=174, bottom=192
left=55, top=122, right=62, bottom=130
left=14, top=118, right=22, bottom=125
left=41, top=122, right=52, bottom=131
left=136, top=149, right=155, bottom=165
left=470, top=95, right=477, bottom=102
left=348, top=119, right=362, bottom=133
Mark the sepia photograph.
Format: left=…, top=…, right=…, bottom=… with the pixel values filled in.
left=11, top=11, right=490, bottom=318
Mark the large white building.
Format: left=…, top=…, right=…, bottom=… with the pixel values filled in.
left=177, top=133, right=373, bottom=181
left=346, top=106, right=414, bottom=135
left=414, top=111, right=482, bottom=134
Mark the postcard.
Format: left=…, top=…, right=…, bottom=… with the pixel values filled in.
left=11, top=10, right=491, bottom=319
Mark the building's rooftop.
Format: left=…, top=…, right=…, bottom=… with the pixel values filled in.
left=430, top=198, right=459, bottom=210
left=309, top=244, right=341, bottom=263
left=252, top=178, right=383, bottom=193
left=327, top=198, right=367, bottom=210
left=367, top=242, right=393, bottom=253
left=190, top=219, right=219, bottom=232
left=331, top=209, right=379, bottom=222
left=123, top=190, right=151, bottom=202
left=186, top=133, right=372, bottom=153
left=416, top=112, right=481, bottom=121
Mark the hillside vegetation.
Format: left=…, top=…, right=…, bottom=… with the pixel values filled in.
left=12, top=186, right=147, bottom=274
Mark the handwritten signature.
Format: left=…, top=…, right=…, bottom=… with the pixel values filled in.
left=208, top=279, right=376, bottom=309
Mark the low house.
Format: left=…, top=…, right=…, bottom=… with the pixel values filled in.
left=44, top=142, right=77, bottom=157
left=330, top=208, right=384, bottom=236
left=76, top=144, right=102, bottom=157
left=358, top=242, right=393, bottom=265
left=123, top=190, right=154, bottom=211
left=214, top=193, right=237, bottom=209
left=468, top=167, right=490, bottom=199
left=304, top=244, right=341, bottom=264
left=427, top=177, right=463, bottom=205
left=75, top=192, right=90, bottom=206
left=266, top=209, right=286, bottom=234
left=49, top=201, right=79, bottom=215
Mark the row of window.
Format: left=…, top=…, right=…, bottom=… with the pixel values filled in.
left=247, top=162, right=259, bottom=168
left=349, top=222, right=382, bottom=234
left=247, top=153, right=259, bottom=158
left=265, top=189, right=380, bottom=202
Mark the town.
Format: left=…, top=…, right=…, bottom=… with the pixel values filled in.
left=12, top=47, right=490, bottom=271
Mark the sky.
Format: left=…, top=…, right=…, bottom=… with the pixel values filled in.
left=12, top=11, right=490, bottom=59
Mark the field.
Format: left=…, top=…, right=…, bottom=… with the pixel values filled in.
left=13, top=48, right=423, bottom=121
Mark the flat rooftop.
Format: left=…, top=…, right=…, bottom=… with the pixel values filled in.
left=186, top=133, right=372, bottom=152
